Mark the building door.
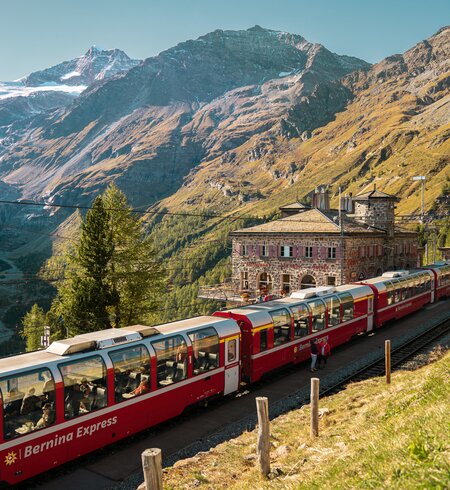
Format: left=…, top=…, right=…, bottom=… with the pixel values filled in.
left=224, top=337, right=240, bottom=395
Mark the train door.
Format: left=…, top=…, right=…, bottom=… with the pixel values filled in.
left=224, top=336, right=240, bottom=395
left=367, top=295, right=374, bottom=331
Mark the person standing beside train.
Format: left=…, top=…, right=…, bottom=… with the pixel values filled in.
left=310, top=339, right=318, bottom=372
left=318, top=338, right=331, bottom=369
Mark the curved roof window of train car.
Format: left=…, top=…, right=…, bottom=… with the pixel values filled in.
left=269, top=309, right=291, bottom=346
left=337, top=291, right=354, bottom=321
left=188, top=327, right=220, bottom=376
left=109, top=344, right=151, bottom=402
left=291, top=303, right=310, bottom=338
left=59, top=355, right=108, bottom=420
left=308, top=298, right=326, bottom=332
left=324, top=295, right=341, bottom=327
left=152, top=335, right=188, bottom=387
left=1, top=368, right=56, bottom=439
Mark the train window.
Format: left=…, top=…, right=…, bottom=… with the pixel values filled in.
left=0, top=368, right=55, bottom=440
left=325, top=295, right=341, bottom=327
left=59, top=356, right=107, bottom=420
left=270, top=309, right=291, bottom=346
left=227, top=339, right=237, bottom=363
left=385, top=281, right=394, bottom=305
left=260, top=329, right=268, bottom=352
left=424, top=274, right=431, bottom=291
left=309, top=298, right=326, bottom=332
left=109, top=345, right=151, bottom=402
left=338, top=292, right=354, bottom=322
left=291, top=303, right=310, bottom=338
left=392, top=279, right=401, bottom=303
left=188, top=327, right=220, bottom=376
left=402, top=278, right=408, bottom=299
left=152, top=335, right=187, bottom=387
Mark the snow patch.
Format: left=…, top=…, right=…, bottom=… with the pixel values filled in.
left=60, top=70, right=81, bottom=81
left=0, top=82, right=86, bottom=100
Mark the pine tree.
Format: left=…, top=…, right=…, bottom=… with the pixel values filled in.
left=103, top=183, right=164, bottom=326
left=21, top=304, right=46, bottom=352
left=55, top=196, right=117, bottom=334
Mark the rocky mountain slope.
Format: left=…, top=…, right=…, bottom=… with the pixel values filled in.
left=157, top=25, right=449, bottom=217
left=0, top=26, right=369, bottom=215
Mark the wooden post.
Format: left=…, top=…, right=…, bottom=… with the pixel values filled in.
left=256, top=396, right=270, bottom=476
left=385, top=340, right=391, bottom=384
left=310, top=377, right=320, bottom=438
left=141, top=448, right=163, bottom=490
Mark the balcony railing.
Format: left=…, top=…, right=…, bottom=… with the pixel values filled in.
left=198, top=282, right=263, bottom=303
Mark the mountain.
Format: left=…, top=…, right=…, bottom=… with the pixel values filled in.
left=21, top=46, right=141, bottom=87
left=0, top=47, right=141, bottom=133
left=0, top=26, right=370, bottom=213
left=156, top=26, right=449, bottom=217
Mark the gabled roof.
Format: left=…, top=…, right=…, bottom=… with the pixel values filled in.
left=230, top=208, right=386, bottom=235
left=353, top=188, right=399, bottom=201
left=279, top=202, right=310, bottom=211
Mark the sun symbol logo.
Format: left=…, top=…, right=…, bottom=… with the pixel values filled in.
left=4, top=451, right=17, bottom=466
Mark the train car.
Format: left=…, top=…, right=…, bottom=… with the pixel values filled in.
left=424, top=263, right=450, bottom=300
left=359, top=269, right=434, bottom=328
left=0, top=316, right=240, bottom=484
left=214, top=284, right=374, bottom=383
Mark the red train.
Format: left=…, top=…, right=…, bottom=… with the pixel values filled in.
left=0, top=263, right=448, bottom=484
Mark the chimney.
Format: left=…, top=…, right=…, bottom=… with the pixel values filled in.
left=313, top=185, right=330, bottom=211
left=340, top=192, right=353, bottom=213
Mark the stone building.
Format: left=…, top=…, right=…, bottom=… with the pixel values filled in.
left=229, top=186, right=419, bottom=297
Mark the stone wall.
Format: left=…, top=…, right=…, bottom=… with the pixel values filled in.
left=232, top=233, right=419, bottom=293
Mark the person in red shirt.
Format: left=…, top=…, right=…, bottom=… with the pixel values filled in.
left=131, top=378, right=150, bottom=396
left=318, top=339, right=331, bottom=368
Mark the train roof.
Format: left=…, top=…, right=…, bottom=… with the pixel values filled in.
left=0, top=316, right=239, bottom=375
left=360, top=269, right=432, bottom=292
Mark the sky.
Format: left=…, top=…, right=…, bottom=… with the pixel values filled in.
left=1, top=0, right=449, bottom=80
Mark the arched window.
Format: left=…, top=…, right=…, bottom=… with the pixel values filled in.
left=301, top=275, right=316, bottom=289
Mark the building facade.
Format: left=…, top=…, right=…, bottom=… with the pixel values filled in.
left=229, top=187, right=419, bottom=297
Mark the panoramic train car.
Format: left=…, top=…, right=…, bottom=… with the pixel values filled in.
left=425, top=263, right=450, bottom=300
left=214, top=284, right=374, bottom=383
left=0, top=316, right=240, bottom=484
left=359, top=269, right=434, bottom=328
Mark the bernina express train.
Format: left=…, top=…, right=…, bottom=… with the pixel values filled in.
left=0, top=263, right=448, bottom=483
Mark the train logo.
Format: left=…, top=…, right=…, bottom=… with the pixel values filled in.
left=4, top=451, right=17, bottom=466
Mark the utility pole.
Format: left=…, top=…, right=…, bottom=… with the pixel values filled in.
left=412, top=176, right=426, bottom=223
left=339, top=186, right=344, bottom=286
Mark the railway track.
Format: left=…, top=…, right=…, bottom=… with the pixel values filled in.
left=22, top=303, right=450, bottom=490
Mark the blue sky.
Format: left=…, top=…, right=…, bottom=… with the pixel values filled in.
left=1, top=0, right=449, bottom=80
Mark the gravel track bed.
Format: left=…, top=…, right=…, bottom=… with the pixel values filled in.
left=116, top=309, right=450, bottom=490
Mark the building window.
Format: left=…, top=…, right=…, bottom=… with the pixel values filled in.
left=261, top=244, right=269, bottom=257
left=280, top=245, right=293, bottom=257
left=282, top=274, right=291, bottom=294
left=327, top=247, right=336, bottom=259
left=305, top=246, right=313, bottom=258
left=327, top=276, right=336, bottom=286
left=241, top=271, right=249, bottom=290
left=242, top=244, right=249, bottom=256
left=258, top=272, right=272, bottom=292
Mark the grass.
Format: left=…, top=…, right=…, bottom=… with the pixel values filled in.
left=162, top=351, right=450, bottom=489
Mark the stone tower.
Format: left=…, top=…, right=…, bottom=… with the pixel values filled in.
left=352, top=186, right=399, bottom=237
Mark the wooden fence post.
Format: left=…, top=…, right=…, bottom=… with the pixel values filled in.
left=310, top=377, right=320, bottom=438
left=141, top=448, right=163, bottom=490
left=385, top=340, right=391, bottom=384
left=256, top=396, right=270, bottom=476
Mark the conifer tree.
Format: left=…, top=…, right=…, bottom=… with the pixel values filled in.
left=103, top=183, right=164, bottom=326
left=21, top=304, right=46, bottom=352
